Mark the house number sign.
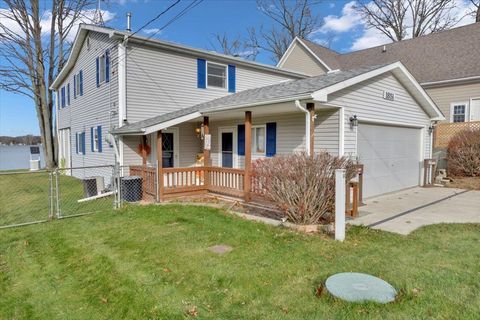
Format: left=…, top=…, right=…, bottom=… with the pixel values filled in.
left=204, top=134, right=211, bottom=150
left=383, top=90, right=395, bottom=101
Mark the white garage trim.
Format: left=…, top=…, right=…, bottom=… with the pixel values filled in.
left=358, top=117, right=424, bottom=129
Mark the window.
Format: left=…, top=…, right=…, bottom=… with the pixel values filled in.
left=76, top=132, right=85, bottom=155
left=92, top=127, right=99, bottom=151
left=207, top=62, right=227, bottom=89
left=61, top=86, right=66, bottom=108
left=99, top=54, right=106, bottom=83
left=74, top=73, right=81, bottom=96
left=251, top=126, right=266, bottom=154
left=451, top=104, right=467, bottom=122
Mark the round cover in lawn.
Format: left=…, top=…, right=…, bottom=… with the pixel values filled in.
left=325, top=272, right=396, bottom=303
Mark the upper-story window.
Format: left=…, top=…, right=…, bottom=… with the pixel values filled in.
left=451, top=103, right=467, bottom=122
left=74, top=70, right=83, bottom=97
left=207, top=62, right=227, bottom=89
left=96, top=50, right=110, bottom=87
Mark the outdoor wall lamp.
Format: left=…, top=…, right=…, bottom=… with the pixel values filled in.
left=428, top=125, right=435, bottom=134
left=349, top=115, right=358, bottom=127
left=195, top=123, right=205, bottom=139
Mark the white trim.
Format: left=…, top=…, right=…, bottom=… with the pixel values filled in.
left=143, top=112, right=202, bottom=135
left=469, top=97, right=480, bottom=121
left=218, top=127, right=238, bottom=168
left=338, top=107, right=345, bottom=156
left=358, top=117, right=425, bottom=129
left=419, top=127, right=425, bottom=186
left=118, top=41, right=127, bottom=125
left=421, top=75, right=480, bottom=87
left=311, top=62, right=445, bottom=121
left=277, top=37, right=333, bottom=72
left=152, top=128, right=179, bottom=168
left=449, top=101, right=469, bottom=123
left=206, top=61, right=228, bottom=91
left=251, top=124, right=267, bottom=156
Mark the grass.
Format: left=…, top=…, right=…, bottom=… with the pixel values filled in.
left=0, top=204, right=479, bottom=319
left=0, top=171, right=114, bottom=226
left=447, top=177, right=480, bottom=190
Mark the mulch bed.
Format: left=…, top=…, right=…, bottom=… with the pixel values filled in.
left=444, top=177, right=480, bottom=190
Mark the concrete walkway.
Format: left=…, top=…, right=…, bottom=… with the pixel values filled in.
left=349, top=187, right=480, bottom=235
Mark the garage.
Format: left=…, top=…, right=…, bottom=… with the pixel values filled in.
left=358, top=123, right=422, bottom=198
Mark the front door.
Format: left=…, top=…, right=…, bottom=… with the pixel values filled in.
left=162, top=132, right=174, bottom=168
left=221, top=131, right=233, bottom=168
left=470, top=99, right=480, bottom=121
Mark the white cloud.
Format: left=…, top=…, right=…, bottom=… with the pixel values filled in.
left=143, top=28, right=161, bottom=35
left=319, top=1, right=362, bottom=33
left=350, top=28, right=390, bottom=51
left=0, top=8, right=115, bottom=43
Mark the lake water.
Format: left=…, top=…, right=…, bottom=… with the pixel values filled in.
left=0, top=145, right=45, bottom=171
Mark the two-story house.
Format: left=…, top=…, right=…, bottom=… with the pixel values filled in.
left=52, top=24, right=443, bottom=200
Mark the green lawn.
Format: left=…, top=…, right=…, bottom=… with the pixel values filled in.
left=0, top=171, right=114, bottom=226
left=0, top=205, right=479, bottom=319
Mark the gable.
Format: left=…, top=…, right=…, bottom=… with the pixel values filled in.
left=279, top=42, right=328, bottom=76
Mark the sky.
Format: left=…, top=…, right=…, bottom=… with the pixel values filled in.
left=0, top=0, right=476, bottom=136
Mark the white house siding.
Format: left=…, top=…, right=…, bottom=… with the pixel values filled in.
left=314, top=109, right=340, bottom=156
left=328, top=73, right=432, bottom=160
left=56, top=31, right=119, bottom=174
left=125, top=44, right=300, bottom=124
left=280, top=43, right=328, bottom=76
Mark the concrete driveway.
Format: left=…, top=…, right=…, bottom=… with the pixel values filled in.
left=349, top=187, right=480, bottom=235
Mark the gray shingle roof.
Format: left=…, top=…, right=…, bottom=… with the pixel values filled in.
left=301, top=23, right=480, bottom=83
left=112, top=64, right=387, bottom=134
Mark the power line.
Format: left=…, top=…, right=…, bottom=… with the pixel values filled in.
left=127, top=0, right=181, bottom=39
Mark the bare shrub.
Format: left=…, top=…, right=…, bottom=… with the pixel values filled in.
left=251, top=152, right=356, bottom=225
left=447, top=129, right=480, bottom=177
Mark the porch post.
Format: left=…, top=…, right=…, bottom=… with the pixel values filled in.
left=306, top=102, right=315, bottom=158
left=244, top=111, right=252, bottom=202
left=203, top=116, right=210, bottom=189
left=156, top=130, right=163, bottom=202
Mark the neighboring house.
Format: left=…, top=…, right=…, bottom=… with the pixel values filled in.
left=278, top=23, right=480, bottom=124
left=52, top=24, right=444, bottom=199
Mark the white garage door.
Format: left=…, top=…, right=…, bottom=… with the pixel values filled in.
left=358, top=123, right=421, bottom=198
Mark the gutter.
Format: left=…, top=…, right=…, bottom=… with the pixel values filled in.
left=295, top=100, right=311, bottom=156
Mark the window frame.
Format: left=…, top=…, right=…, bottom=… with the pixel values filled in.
left=99, top=54, right=106, bottom=84
left=74, top=73, right=81, bottom=97
left=251, top=125, right=266, bottom=155
left=450, top=102, right=468, bottom=123
left=206, top=61, right=228, bottom=90
left=92, top=126, right=99, bottom=152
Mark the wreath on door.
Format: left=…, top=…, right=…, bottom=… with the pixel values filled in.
left=137, top=136, right=151, bottom=157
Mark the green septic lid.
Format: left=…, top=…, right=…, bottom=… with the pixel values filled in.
left=325, top=272, right=397, bottom=304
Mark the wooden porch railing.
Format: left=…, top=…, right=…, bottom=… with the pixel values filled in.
left=129, top=165, right=156, bottom=201
left=208, top=167, right=245, bottom=198
left=434, top=121, right=480, bottom=148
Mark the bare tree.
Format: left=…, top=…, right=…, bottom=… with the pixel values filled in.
left=471, top=0, right=480, bottom=22
left=0, top=0, right=94, bottom=168
left=247, top=0, right=321, bottom=63
left=209, top=33, right=257, bottom=60
left=356, top=0, right=461, bottom=42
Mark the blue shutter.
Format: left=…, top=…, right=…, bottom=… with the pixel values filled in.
left=67, top=83, right=70, bottom=106
left=197, top=58, right=206, bottom=89
left=237, top=124, right=245, bottom=156
left=228, top=65, right=236, bottom=93
left=79, top=70, right=83, bottom=96
left=266, top=122, right=277, bottom=157
left=82, top=132, right=86, bottom=155
left=90, top=127, right=94, bottom=152
left=61, top=87, right=65, bottom=108
left=75, top=133, right=78, bottom=154
left=73, top=75, right=77, bottom=98
left=97, top=126, right=102, bottom=152
left=96, top=57, right=99, bottom=87
left=105, top=50, right=110, bottom=83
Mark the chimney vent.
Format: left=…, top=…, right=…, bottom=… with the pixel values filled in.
left=126, top=12, right=132, bottom=32
left=382, top=45, right=386, bottom=53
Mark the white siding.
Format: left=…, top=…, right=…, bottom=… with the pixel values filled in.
left=314, top=109, right=340, bottom=155
left=280, top=43, right=328, bottom=76
left=56, top=31, right=119, bottom=169
left=328, top=73, right=432, bottom=160
left=125, top=45, right=298, bottom=123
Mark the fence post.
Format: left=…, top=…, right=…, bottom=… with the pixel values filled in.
left=55, top=168, right=61, bottom=219
left=335, top=169, right=346, bottom=241
left=49, top=170, right=54, bottom=220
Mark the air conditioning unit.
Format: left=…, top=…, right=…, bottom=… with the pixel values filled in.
left=82, top=176, right=105, bottom=198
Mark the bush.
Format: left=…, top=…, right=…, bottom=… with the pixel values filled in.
left=251, top=152, right=356, bottom=225
left=446, top=129, right=480, bottom=177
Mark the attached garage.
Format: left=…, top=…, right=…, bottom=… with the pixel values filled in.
left=357, top=123, right=422, bottom=198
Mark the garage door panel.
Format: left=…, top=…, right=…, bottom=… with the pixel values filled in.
left=358, top=123, right=421, bottom=198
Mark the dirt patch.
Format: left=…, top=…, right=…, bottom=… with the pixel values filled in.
left=444, top=177, right=480, bottom=190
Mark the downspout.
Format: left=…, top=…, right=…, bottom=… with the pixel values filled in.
left=106, top=133, right=120, bottom=161
left=295, top=100, right=311, bottom=156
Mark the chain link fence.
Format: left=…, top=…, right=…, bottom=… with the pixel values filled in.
left=0, top=165, right=124, bottom=229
